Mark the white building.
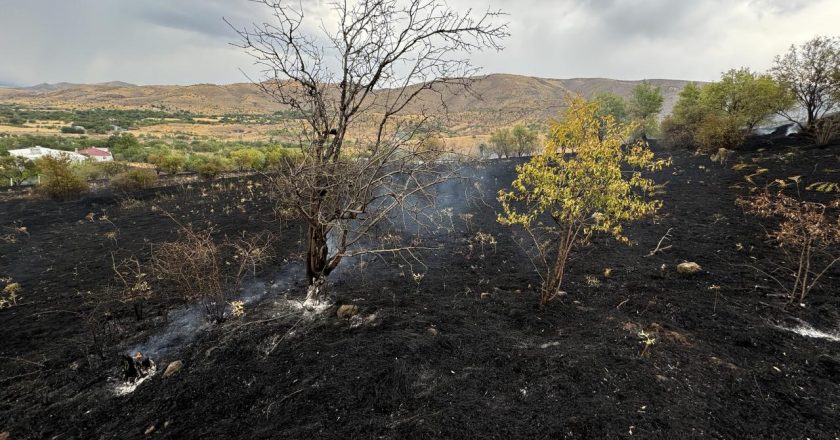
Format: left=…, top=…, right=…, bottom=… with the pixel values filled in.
left=8, top=146, right=87, bottom=163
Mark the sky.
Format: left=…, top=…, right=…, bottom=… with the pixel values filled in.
left=0, top=0, right=838, bottom=86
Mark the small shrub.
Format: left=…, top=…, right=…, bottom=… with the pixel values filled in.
left=1, top=281, right=22, bottom=308
left=660, top=116, right=695, bottom=149
left=152, top=224, right=272, bottom=322
left=112, top=256, right=153, bottom=320
left=36, top=156, right=89, bottom=200
left=111, top=169, right=158, bottom=192
left=79, top=161, right=128, bottom=180
left=738, top=186, right=840, bottom=304
left=812, top=115, right=840, bottom=146
left=61, top=126, right=86, bottom=134
left=194, top=156, right=230, bottom=180
left=694, top=113, right=744, bottom=153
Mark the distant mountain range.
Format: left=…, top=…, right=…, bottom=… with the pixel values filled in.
left=22, top=81, right=137, bottom=92
left=0, top=74, right=696, bottom=131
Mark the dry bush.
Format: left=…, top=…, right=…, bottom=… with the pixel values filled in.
left=112, top=256, right=154, bottom=321
left=152, top=224, right=273, bottom=322
left=739, top=186, right=840, bottom=304
left=111, top=169, right=158, bottom=193
left=35, top=156, right=89, bottom=200
left=812, top=115, right=840, bottom=146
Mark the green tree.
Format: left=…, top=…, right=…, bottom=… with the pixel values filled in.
left=489, top=128, right=514, bottom=158
left=0, top=156, right=37, bottom=186
left=771, top=36, right=840, bottom=130
left=511, top=125, right=537, bottom=157
left=498, top=97, right=668, bottom=305
left=107, top=133, right=146, bottom=162
left=593, top=91, right=628, bottom=124
left=628, top=81, right=664, bottom=137
left=702, top=68, right=793, bottom=131
left=670, top=82, right=707, bottom=126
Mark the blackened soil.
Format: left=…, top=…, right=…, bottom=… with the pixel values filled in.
left=2, top=139, right=840, bottom=439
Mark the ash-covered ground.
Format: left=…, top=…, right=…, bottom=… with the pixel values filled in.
left=2, top=135, right=840, bottom=439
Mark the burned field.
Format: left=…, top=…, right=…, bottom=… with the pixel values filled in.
left=2, top=140, right=840, bottom=439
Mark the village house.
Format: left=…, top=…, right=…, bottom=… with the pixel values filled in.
left=77, top=147, right=114, bottom=161
left=8, top=146, right=86, bottom=163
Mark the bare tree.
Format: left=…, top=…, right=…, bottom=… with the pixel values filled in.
left=771, top=36, right=840, bottom=132
left=229, top=0, right=507, bottom=301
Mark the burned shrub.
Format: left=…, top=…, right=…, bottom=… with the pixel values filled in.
left=151, top=224, right=273, bottom=322
left=739, top=186, right=840, bottom=304
left=112, top=256, right=154, bottom=321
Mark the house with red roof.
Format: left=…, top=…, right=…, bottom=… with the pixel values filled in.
left=77, top=147, right=113, bottom=162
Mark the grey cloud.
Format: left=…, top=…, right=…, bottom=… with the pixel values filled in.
left=0, top=0, right=838, bottom=85
left=131, top=0, right=268, bottom=40
left=748, top=0, right=814, bottom=14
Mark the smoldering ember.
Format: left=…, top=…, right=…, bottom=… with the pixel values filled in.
left=2, top=1, right=840, bottom=439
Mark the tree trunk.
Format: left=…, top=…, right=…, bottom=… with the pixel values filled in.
left=305, top=224, right=329, bottom=302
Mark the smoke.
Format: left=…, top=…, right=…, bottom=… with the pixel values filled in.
left=126, top=262, right=304, bottom=359
left=778, top=321, right=840, bottom=342
left=125, top=161, right=505, bottom=360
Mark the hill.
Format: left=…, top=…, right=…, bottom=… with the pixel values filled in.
left=0, top=74, right=693, bottom=123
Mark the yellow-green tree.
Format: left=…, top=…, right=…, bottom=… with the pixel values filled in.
left=229, top=148, right=266, bottom=171
left=147, top=148, right=186, bottom=175
left=498, top=97, right=668, bottom=305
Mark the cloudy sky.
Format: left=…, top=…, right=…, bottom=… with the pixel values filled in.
left=0, top=0, right=838, bottom=86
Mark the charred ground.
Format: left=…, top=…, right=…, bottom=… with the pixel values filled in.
left=2, top=135, right=840, bottom=439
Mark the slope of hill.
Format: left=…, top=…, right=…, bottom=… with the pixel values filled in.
left=0, top=74, right=693, bottom=122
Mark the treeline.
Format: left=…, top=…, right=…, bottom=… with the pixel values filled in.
left=482, top=80, right=666, bottom=158
left=0, top=106, right=197, bottom=133
left=662, top=35, right=840, bottom=151
left=0, top=106, right=308, bottom=134
left=0, top=132, right=304, bottom=190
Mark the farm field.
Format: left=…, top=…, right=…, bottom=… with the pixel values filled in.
left=2, top=135, right=840, bottom=439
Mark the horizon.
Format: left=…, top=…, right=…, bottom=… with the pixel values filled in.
left=0, top=73, right=703, bottom=89
left=2, top=1, right=839, bottom=86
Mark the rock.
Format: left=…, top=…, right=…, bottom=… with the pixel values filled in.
left=162, top=360, right=183, bottom=379
left=427, top=327, right=439, bottom=337
left=677, top=262, right=702, bottom=275
left=0, top=432, right=9, bottom=440
left=144, top=425, right=156, bottom=436
left=336, top=304, right=359, bottom=318
left=480, top=292, right=491, bottom=300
